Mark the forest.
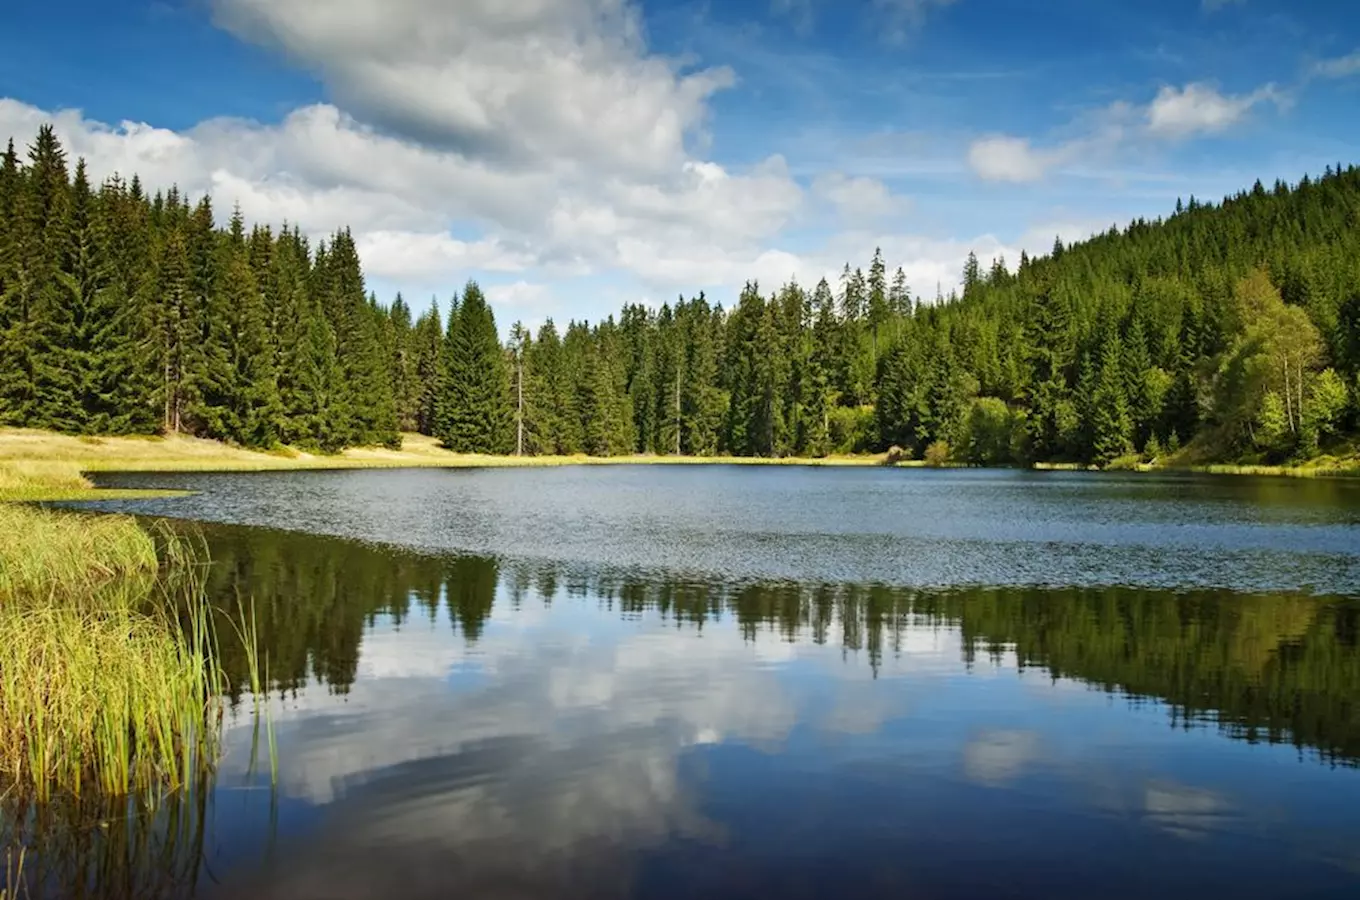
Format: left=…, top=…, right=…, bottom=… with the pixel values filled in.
left=2, top=124, right=1358, bottom=465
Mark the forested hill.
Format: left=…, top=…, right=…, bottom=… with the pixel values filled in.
left=1, top=124, right=1358, bottom=464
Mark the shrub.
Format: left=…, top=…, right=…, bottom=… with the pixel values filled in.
left=924, top=440, right=952, bottom=467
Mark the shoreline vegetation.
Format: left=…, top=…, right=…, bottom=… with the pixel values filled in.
left=0, top=427, right=1355, bottom=505
left=0, top=504, right=230, bottom=803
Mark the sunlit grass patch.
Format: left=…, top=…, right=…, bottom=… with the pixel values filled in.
left=0, top=593, right=222, bottom=801
left=0, top=507, right=243, bottom=804
left=0, top=506, right=159, bottom=599
left=0, top=459, right=189, bottom=502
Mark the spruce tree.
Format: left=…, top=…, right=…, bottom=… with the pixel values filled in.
left=526, top=319, right=566, bottom=453
left=216, top=210, right=281, bottom=447
left=389, top=294, right=417, bottom=432
left=436, top=281, right=509, bottom=453
left=412, top=302, right=444, bottom=437
left=1090, top=335, right=1133, bottom=465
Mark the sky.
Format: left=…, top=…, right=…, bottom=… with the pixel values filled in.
left=1, top=0, right=1358, bottom=328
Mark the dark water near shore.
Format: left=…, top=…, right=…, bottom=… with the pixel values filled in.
left=14, top=467, right=1360, bottom=899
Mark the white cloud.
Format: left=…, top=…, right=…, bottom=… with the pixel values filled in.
left=484, top=281, right=559, bottom=330
left=812, top=173, right=910, bottom=223
left=1312, top=50, right=1360, bottom=79
left=356, top=233, right=532, bottom=283
left=967, top=81, right=1282, bottom=182
left=967, top=136, right=1065, bottom=183
left=0, top=94, right=802, bottom=306
left=0, top=0, right=821, bottom=312
left=210, top=0, right=734, bottom=179
left=1145, top=82, right=1283, bottom=139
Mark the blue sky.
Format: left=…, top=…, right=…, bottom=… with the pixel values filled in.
left=2, top=0, right=1358, bottom=327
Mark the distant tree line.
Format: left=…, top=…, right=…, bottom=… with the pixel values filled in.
left=2, top=125, right=1358, bottom=463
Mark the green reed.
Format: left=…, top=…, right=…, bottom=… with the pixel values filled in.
left=0, top=506, right=269, bottom=805
left=0, top=506, right=159, bottom=601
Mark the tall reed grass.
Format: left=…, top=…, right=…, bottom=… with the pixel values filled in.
left=0, top=594, right=222, bottom=802
left=0, top=506, right=230, bottom=803
left=0, top=506, right=159, bottom=601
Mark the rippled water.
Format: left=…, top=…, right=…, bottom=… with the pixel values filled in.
left=15, top=467, right=1360, bottom=899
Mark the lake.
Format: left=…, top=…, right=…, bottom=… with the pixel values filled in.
left=23, top=467, right=1360, bottom=898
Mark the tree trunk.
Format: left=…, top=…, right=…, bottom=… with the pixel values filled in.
left=1298, top=359, right=1306, bottom=433
left=1283, top=355, right=1295, bottom=433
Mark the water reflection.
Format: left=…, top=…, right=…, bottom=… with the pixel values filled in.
left=200, top=523, right=1360, bottom=767
left=7, top=521, right=1360, bottom=899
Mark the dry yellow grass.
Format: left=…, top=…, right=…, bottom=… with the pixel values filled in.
left=0, top=428, right=891, bottom=487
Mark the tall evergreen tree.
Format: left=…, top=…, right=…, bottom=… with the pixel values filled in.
left=436, top=282, right=509, bottom=453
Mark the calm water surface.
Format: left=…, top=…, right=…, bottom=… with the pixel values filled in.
left=14, top=467, right=1360, bottom=899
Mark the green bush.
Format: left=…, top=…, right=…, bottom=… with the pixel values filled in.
left=924, top=440, right=952, bottom=467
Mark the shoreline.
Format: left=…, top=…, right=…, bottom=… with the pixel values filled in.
left=1, top=428, right=1357, bottom=502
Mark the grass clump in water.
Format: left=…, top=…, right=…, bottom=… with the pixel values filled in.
left=0, top=597, right=221, bottom=802
left=0, top=505, right=158, bottom=600
left=0, top=506, right=227, bottom=804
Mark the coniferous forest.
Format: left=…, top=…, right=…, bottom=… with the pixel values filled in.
left=2, top=124, right=1359, bottom=465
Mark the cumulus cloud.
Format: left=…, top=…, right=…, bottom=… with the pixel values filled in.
left=967, top=136, right=1065, bottom=183
left=210, top=0, right=734, bottom=177
left=811, top=173, right=910, bottom=223
left=0, top=0, right=822, bottom=309
left=1145, top=82, right=1284, bottom=139
left=967, top=80, right=1281, bottom=181
left=0, top=0, right=1056, bottom=317
left=0, top=93, right=802, bottom=304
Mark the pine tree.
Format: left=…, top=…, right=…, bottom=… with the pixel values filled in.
left=0, top=139, right=22, bottom=425
left=681, top=295, right=724, bottom=456
left=96, top=175, right=159, bottom=433
left=1090, top=335, right=1133, bottom=465
left=323, top=230, right=398, bottom=447
left=216, top=210, right=282, bottom=447
left=412, top=301, right=444, bottom=437
left=6, top=127, right=77, bottom=429
left=388, top=294, right=417, bottom=432
left=436, top=281, right=509, bottom=453
left=525, top=319, right=565, bottom=453
left=867, top=247, right=889, bottom=361
left=509, top=321, right=529, bottom=456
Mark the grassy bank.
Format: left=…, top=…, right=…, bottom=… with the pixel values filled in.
left=0, top=457, right=190, bottom=503
left=0, top=428, right=889, bottom=498
left=0, top=505, right=227, bottom=803
left=2, top=428, right=1357, bottom=494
